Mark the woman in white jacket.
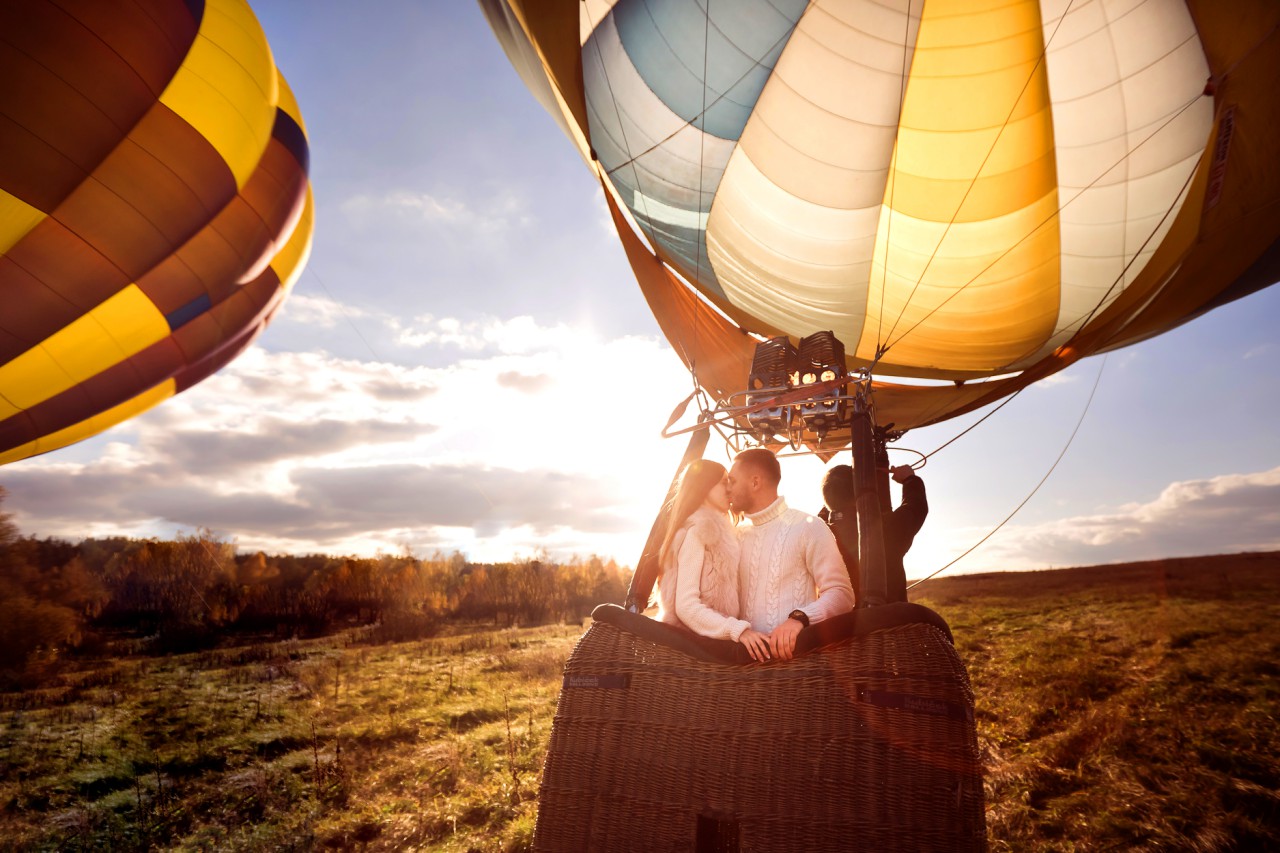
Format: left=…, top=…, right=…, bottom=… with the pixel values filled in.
left=657, top=460, right=771, bottom=662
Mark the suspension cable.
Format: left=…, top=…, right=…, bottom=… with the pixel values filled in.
left=879, top=62, right=1205, bottom=362
left=692, top=0, right=713, bottom=371
left=918, top=387, right=1025, bottom=463
left=589, top=19, right=658, bottom=254
left=873, top=0, right=919, bottom=352
left=602, top=4, right=810, bottom=180
left=906, top=353, right=1108, bottom=590
left=879, top=0, right=1079, bottom=354
left=308, top=267, right=385, bottom=362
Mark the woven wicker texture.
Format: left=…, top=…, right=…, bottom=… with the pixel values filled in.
left=535, top=618, right=985, bottom=852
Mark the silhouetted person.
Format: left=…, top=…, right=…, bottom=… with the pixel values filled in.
left=821, top=464, right=928, bottom=604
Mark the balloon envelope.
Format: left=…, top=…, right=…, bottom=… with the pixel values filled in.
left=483, top=0, right=1280, bottom=432
left=0, top=0, right=313, bottom=465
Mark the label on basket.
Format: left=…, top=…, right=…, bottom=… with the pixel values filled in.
left=564, top=674, right=631, bottom=689
left=859, top=689, right=972, bottom=722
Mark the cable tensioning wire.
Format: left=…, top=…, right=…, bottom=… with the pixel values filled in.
left=692, top=0, right=713, bottom=376
left=886, top=63, right=1205, bottom=364
left=917, top=387, right=1025, bottom=464
left=906, top=353, right=1108, bottom=590
left=878, top=0, right=1080, bottom=354
left=879, top=83, right=1207, bottom=368
left=589, top=17, right=659, bottom=259
left=861, top=86, right=1203, bottom=442
left=874, top=0, right=922, bottom=355
left=602, top=3, right=811, bottom=180
left=1069, top=140, right=1204, bottom=347
left=308, top=267, right=385, bottom=363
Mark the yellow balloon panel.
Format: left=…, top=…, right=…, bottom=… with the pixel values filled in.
left=0, top=190, right=45, bottom=256
left=159, top=0, right=279, bottom=190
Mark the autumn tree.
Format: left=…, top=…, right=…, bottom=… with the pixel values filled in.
left=99, top=528, right=238, bottom=649
left=0, top=488, right=99, bottom=682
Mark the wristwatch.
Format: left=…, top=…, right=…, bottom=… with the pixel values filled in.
left=788, top=609, right=810, bottom=628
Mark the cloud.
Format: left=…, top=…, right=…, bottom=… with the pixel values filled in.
left=275, top=293, right=366, bottom=329
left=977, top=466, right=1280, bottom=568
left=1031, top=372, right=1077, bottom=389
left=291, top=464, right=629, bottom=535
left=269, top=290, right=590, bottom=364
left=391, top=314, right=581, bottom=355
left=177, top=349, right=440, bottom=412
left=1, top=461, right=632, bottom=554
left=366, top=379, right=437, bottom=402
left=496, top=371, right=553, bottom=394
left=340, top=189, right=531, bottom=234
left=2, top=318, right=691, bottom=562
left=151, top=419, right=434, bottom=475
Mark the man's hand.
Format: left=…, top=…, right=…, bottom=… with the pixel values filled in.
left=738, top=628, right=771, bottom=662
left=767, top=617, right=804, bottom=661
left=890, top=464, right=916, bottom=484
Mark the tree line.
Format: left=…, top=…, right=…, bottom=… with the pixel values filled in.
left=0, top=489, right=629, bottom=686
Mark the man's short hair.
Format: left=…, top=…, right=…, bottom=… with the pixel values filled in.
left=735, top=447, right=781, bottom=486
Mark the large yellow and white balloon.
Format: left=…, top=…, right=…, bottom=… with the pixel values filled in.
left=483, top=0, right=1280, bottom=431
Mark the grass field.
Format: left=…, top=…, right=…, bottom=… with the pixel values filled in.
left=2, top=552, right=1277, bottom=851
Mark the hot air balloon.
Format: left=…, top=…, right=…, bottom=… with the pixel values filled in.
left=482, top=1, right=1280, bottom=850
left=484, top=0, right=1278, bottom=433
left=0, top=0, right=313, bottom=466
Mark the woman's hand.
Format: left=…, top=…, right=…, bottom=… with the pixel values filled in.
left=738, top=628, right=771, bottom=663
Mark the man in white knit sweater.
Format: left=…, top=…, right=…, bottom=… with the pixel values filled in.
left=726, top=448, right=855, bottom=661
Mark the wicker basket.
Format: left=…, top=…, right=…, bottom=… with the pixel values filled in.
left=534, top=604, right=985, bottom=852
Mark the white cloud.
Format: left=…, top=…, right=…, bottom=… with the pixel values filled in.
left=1, top=318, right=693, bottom=563
left=391, top=313, right=582, bottom=355
left=275, top=293, right=366, bottom=329
left=340, top=189, right=531, bottom=234
left=970, top=466, right=1280, bottom=569
left=1031, top=371, right=1077, bottom=389
left=497, top=371, right=554, bottom=394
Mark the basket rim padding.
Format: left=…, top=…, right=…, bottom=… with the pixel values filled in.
left=589, top=602, right=954, bottom=666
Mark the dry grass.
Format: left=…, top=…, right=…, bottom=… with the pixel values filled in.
left=1, top=552, right=1276, bottom=851
left=914, top=551, right=1280, bottom=851
left=0, top=622, right=583, bottom=851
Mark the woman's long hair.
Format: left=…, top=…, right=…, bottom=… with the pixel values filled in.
left=658, top=459, right=728, bottom=571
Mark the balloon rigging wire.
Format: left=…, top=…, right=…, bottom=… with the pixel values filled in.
left=601, top=5, right=811, bottom=180
left=878, top=0, right=1079, bottom=356
left=589, top=23, right=659, bottom=261
left=190, top=537, right=229, bottom=616
left=692, top=0, right=713, bottom=372
left=919, top=387, right=1025, bottom=463
left=886, top=128, right=1196, bottom=465
left=1064, top=148, right=1203, bottom=346
left=873, top=0, right=920, bottom=355
left=906, top=353, right=1108, bottom=591
left=303, top=266, right=386, bottom=363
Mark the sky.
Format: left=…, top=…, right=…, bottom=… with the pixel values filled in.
left=2, top=1, right=1278, bottom=579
